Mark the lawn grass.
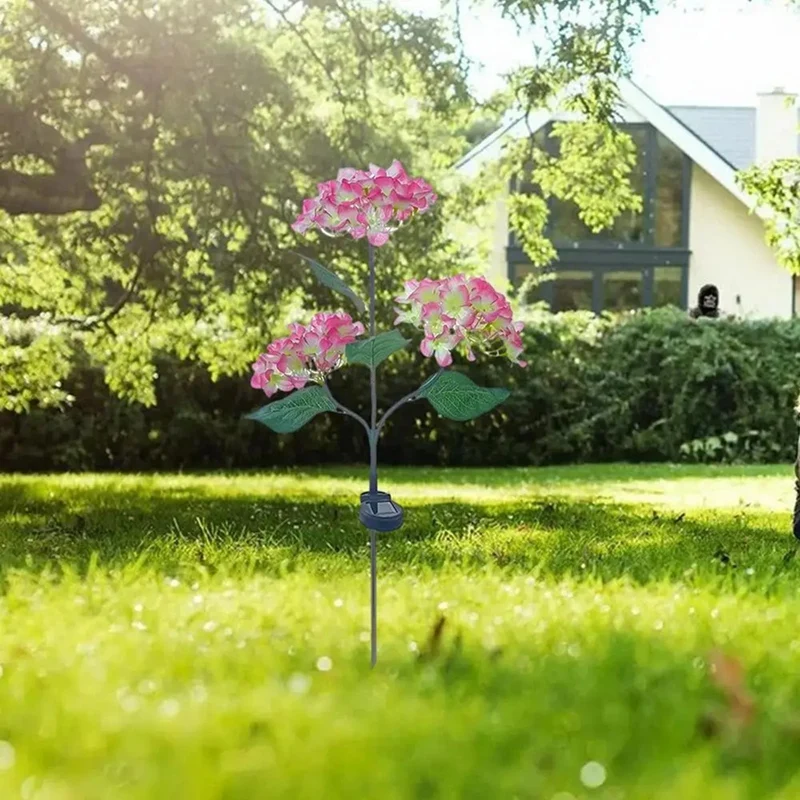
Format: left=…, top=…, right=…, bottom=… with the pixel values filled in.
left=1, top=464, right=800, bottom=798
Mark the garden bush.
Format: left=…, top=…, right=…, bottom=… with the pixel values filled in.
left=2, top=307, right=799, bottom=470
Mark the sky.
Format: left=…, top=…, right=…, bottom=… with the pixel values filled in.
left=395, top=0, right=800, bottom=107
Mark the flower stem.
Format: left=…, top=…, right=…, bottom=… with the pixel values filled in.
left=368, top=242, right=377, bottom=494
left=368, top=241, right=378, bottom=669
left=375, top=368, right=445, bottom=436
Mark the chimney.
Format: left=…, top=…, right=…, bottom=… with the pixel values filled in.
left=756, top=87, right=798, bottom=164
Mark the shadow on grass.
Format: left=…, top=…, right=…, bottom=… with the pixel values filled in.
left=0, top=476, right=795, bottom=583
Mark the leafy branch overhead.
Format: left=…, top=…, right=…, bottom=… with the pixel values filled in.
left=502, top=121, right=642, bottom=268
left=738, top=158, right=800, bottom=274
left=0, top=0, right=475, bottom=411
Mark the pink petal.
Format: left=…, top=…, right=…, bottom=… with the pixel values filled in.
left=375, top=175, right=396, bottom=194
left=435, top=348, right=453, bottom=367
left=367, top=231, right=390, bottom=247
left=386, top=160, right=408, bottom=180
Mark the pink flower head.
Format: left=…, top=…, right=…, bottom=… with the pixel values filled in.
left=420, top=330, right=463, bottom=368
left=251, top=310, right=365, bottom=398
left=394, top=279, right=420, bottom=305
left=440, top=275, right=477, bottom=328
left=420, top=301, right=453, bottom=337
left=393, top=273, right=527, bottom=368
left=292, top=161, right=437, bottom=247
left=408, top=278, right=441, bottom=306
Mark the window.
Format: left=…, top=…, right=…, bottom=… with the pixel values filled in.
left=655, top=134, right=685, bottom=247
left=551, top=270, right=593, bottom=312
left=518, top=262, right=687, bottom=314
left=603, top=270, right=643, bottom=311
left=507, top=122, right=691, bottom=315
left=510, top=123, right=690, bottom=250
left=652, top=266, right=683, bottom=307
left=549, top=126, right=648, bottom=246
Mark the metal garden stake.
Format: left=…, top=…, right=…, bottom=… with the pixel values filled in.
left=247, top=161, right=526, bottom=666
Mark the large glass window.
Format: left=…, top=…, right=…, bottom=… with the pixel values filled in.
left=512, top=123, right=689, bottom=249
left=515, top=262, right=686, bottom=313
left=655, top=134, right=684, bottom=247
left=548, top=127, right=648, bottom=245
left=603, top=270, right=643, bottom=311
left=652, top=265, right=683, bottom=307
left=551, top=270, right=593, bottom=312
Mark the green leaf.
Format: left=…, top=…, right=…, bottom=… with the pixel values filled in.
left=292, top=252, right=366, bottom=315
left=346, top=330, right=409, bottom=368
left=416, top=371, right=510, bottom=421
left=245, top=385, right=336, bottom=433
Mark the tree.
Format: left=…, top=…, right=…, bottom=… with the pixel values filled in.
left=467, top=0, right=800, bottom=274
left=0, top=0, right=477, bottom=410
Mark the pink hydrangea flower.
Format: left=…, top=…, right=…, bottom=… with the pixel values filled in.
left=393, top=274, right=526, bottom=368
left=420, top=330, right=464, bottom=368
left=251, top=311, right=365, bottom=398
left=291, top=160, right=437, bottom=247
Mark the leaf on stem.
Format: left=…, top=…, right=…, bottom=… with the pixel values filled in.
left=245, top=385, right=335, bottom=434
left=346, top=330, right=409, bottom=368
left=292, top=252, right=366, bottom=315
left=416, top=370, right=510, bottom=421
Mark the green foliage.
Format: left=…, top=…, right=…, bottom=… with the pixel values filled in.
left=5, top=307, right=800, bottom=470
left=0, top=315, right=75, bottom=411
left=506, top=192, right=556, bottom=267
left=0, top=0, right=475, bottom=408
left=499, top=122, right=642, bottom=267
left=679, top=430, right=784, bottom=464
left=345, top=330, right=409, bottom=368
left=738, top=158, right=800, bottom=274
left=416, top=369, right=510, bottom=421
left=536, top=122, right=643, bottom=231
left=246, top=385, right=336, bottom=434
left=0, top=466, right=800, bottom=797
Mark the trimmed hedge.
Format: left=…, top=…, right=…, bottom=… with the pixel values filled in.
left=2, top=307, right=799, bottom=471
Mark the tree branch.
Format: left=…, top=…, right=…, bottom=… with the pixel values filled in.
left=0, top=171, right=101, bottom=216
left=0, top=99, right=107, bottom=215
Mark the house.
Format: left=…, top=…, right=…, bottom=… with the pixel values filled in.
left=457, top=79, right=800, bottom=318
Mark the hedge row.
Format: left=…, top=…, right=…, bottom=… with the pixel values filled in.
left=2, top=307, right=800, bottom=471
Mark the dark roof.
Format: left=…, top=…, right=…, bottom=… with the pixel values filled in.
left=667, top=105, right=800, bottom=169
left=667, top=106, right=755, bottom=169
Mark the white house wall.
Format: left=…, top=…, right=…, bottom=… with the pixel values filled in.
left=688, top=165, right=791, bottom=319
left=488, top=183, right=509, bottom=289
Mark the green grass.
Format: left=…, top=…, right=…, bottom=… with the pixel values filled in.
left=2, top=464, right=800, bottom=799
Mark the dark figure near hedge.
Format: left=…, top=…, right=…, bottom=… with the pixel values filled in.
left=689, top=284, right=721, bottom=319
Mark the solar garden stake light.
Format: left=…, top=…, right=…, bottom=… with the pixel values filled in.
left=246, top=161, right=527, bottom=667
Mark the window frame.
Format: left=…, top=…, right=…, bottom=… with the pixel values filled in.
left=513, top=262, right=689, bottom=314
left=507, top=121, right=692, bottom=312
